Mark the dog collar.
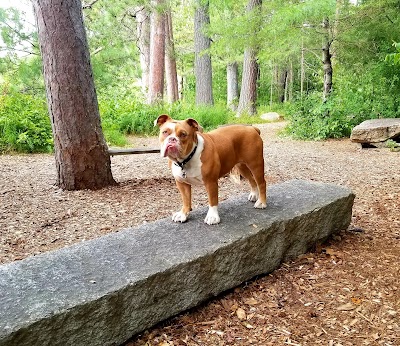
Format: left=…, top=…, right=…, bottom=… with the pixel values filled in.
left=174, top=145, right=197, bottom=177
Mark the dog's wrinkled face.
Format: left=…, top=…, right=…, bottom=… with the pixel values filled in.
left=155, top=114, right=201, bottom=160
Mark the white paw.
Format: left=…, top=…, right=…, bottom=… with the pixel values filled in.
left=204, top=206, right=220, bottom=225
left=254, top=199, right=267, bottom=209
left=172, top=211, right=188, bottom=223
left=248, top=190, right=259, bottom=202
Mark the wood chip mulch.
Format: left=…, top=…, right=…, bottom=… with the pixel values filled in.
left=0, top=123, right=399, bottom=346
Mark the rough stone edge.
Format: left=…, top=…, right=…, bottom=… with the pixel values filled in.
left=350, top=118, right=400, bottom=143
left=0, top=180, right=355, bottom=346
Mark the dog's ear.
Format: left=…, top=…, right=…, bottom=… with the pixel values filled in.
left=154, top=114, right=172, bottom=127
left=186, top=118, right=203, bottom=133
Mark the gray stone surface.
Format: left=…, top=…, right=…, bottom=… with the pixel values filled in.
left=0, top=180, right=355, bottom=346
left=350, top=118, right=400, bottom=145
left=260, top=112, right=281, bottom=122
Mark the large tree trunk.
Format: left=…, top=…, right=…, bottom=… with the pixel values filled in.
left=148, top=0, right=165, bottom=104
left=135, top=6, right=151, bottom=96
left=194, top=0, right=214, bottom=106
left=165, top=10, right=179, bottom=104
left=236, top=0, right=262, bottom=116
left=227, top=62, right=239, bottom=111
left=237, top=48, right=259, bottom=116
left=33, top=0, right=116, bottom=191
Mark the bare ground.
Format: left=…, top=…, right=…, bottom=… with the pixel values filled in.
left=0, top=122, right=399, bottom=346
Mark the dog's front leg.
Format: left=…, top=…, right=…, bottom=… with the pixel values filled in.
left=172, top=180, right=192, bottom=223
left=204, top=181, right=220, bottom=225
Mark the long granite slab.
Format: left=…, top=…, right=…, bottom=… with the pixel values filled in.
left=0, top=180, right=355, bottom=346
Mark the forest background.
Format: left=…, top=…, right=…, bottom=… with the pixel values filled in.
left=0, top=0, right=400, bottom=154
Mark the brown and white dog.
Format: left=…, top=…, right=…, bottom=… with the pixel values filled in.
left=155, top=114, right=267, bottom=225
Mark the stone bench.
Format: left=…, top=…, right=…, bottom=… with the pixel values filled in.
left=0, top=180, right=355, bottom=346
left=108, top=148, right=159, bottom=156
left=350, top=118, right=400, bottom=148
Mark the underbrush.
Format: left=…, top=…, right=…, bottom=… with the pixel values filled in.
left=0, top=93, right=238, bottom=153
left=0, top=94, right=53, bottom=153
left=99, top=98, right=234, bottom=145
left=283, top=91, right=400, bottom=140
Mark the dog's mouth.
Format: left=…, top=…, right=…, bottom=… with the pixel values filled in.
left=163, top=142, right=180, bottom=158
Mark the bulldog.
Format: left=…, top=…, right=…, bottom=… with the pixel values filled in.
left=155, top=114, right=267, bottom=225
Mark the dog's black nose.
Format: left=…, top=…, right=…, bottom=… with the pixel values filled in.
left=168, top=137, right=177, bottom=143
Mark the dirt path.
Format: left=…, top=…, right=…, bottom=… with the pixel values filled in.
left=1, top=122, right=399, bottom=345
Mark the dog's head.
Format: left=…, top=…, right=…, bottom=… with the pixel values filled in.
left=154, top=114, right=203, bottom=160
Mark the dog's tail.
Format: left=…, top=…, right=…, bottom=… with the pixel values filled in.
left=253, top=126, right=261, bottom=135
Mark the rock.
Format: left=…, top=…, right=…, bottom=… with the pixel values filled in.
left=0, top=180, right=355, bottom=346
left=260, top=112, right=281, bottom=122
left=350, top=118, right=400, bottom=147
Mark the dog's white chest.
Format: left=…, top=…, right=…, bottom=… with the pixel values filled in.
left=172, top=135, right=204, bottom=186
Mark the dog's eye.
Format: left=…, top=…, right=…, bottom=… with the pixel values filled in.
left=162, top=130, right=169, bottom=136
left=179, top=132, right=187, bottom=138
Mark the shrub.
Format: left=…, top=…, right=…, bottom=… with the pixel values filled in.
left=99, top=97, right=234, bottom=137
left=0, top=94, right=53, bottom=153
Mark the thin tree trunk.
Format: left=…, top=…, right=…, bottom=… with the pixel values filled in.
left=135, top=6, right=150, bottom=96
left=227, top=61, right=239, bottom=111
left=269, top=65, right=274, bottom=108
left=278, top=68, right=288, bottom=103
left=300, top=37, right=305, bottom=100
left=288, top=59, right=293, bottom=101
left=322, top=17, right=333, bottom=101
left=165, top=10, right=179, bottom=103
left=33, top=0, right=115, bottom=190
left=284, top=69, right=289, bottom=102
left=148, top=0, right=165, bottom=104
left=236, top=0, right=262, bottom=117
left=194, top=0, right=214, bottom=106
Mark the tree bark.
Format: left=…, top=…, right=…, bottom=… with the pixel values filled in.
left=300, top=37, right=305, bottom=100
left=227, top=62, right=239, bottom=111
left=322, top=17, right=333, bottom=101
left=194, top=0, right=214, bottom=106
left=33, top=0, right=116, bottom=191
left=165, top=10, right=179, bottom=103
left=278, top=68, right=288, bottom=103
left=148, top=0, right=165, bottom=104
left=236, top=0, right=262, bottom=116
left=135, top=6, right=151, bottom=96
left=237, top=48, right=259, bottom=116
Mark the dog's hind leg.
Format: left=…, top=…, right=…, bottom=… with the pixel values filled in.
left=239, top=162, right=267, bottom=209
left=235, top=163, right=259, bottom=203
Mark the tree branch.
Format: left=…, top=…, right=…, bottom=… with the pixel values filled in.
left=0, top=47, right=39, bottom=56
left=82, top=0, right=100, bottom=10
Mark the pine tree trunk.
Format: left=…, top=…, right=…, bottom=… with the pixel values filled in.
left=322, top=17, right=333, bottom=101
left=288, top=60, right=293, bottom=102
left=278, top=68, right=288, bottom=103
left=135, top=6, right=150, bottom=96
left=33, top=0, right=116, bottom=191
left=194, top=0, right=214, bottom=106
left=148, top=0, right=165, bottom=104
left=236, top=0, right=262, bottom=117
left=300, top=37, right=305, bottom=100
left=165, top=10, right=179, bottom=104
left=237, top=48, right=259, bottom=116
left=227, top=62, right=239, bottom=111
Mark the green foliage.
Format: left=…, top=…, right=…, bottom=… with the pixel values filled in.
left=0, top=94, right=53, bottom=153
left=1, top=0, right=400, bottom=153
left=385, top=139, right=400, bottom=151
left=99, top=96, right=233, bottom=140
left=283, top=65, right=400, bottom=140
left=385, top=42, right=400, bottom=65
